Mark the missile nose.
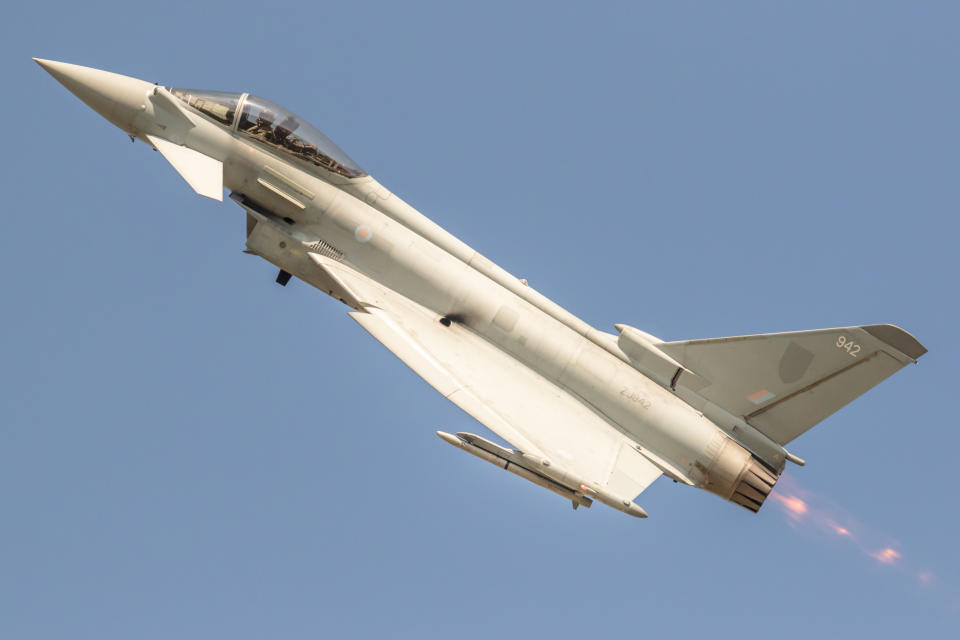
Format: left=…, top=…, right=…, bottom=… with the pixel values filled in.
left=436, top=431, right=465, bottom=448
left=34, top=58, right=154, bottom=133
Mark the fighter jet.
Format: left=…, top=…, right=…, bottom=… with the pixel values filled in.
left=36, top=59, right=927, bottom=519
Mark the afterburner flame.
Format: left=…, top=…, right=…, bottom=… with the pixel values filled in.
left=871, top=548, right=901, bottom=564
left=771, top=492, right=808, bottom=518
left=769, top=475, right=955, bottom=609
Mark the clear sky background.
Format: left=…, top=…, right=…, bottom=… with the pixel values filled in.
left=2, top=2, right=957, bottom=638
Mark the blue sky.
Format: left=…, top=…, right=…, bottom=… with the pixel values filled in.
left=3, top=1, right=957, bottom=638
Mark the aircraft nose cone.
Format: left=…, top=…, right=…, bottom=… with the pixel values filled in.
left=34, top=58, right=154, bottom=132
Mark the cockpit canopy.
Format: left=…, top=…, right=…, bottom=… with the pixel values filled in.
left=171, top=89, right=366, bottom=179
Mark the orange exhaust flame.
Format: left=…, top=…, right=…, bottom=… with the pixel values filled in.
left=768, top=474, right=957, bottom=611
left=871, top=548, right=901, bottom=564
left=769, top=492, right=808, bottom=518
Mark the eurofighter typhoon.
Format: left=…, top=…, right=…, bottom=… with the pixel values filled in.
left=36, top=59, right=926, bottom=519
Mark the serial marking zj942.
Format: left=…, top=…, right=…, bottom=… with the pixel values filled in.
left=620, top=388, right=652, bottom=409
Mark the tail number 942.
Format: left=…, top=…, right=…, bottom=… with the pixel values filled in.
left=836, top=335, right=861, bottom=357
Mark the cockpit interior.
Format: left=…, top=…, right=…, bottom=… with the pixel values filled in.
left=171, top=89, right=366, bottom=179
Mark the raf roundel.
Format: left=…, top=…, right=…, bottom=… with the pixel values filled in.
left=355, top=225, right=373, bottom=243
